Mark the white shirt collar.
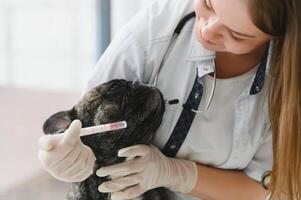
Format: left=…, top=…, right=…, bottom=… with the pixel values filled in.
left=185, top=31, right=273, bottom=95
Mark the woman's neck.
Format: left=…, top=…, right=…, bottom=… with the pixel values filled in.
left=215, top=44, right=268, bottom=79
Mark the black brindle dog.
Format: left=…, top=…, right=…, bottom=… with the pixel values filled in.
left=43, top=79, right=172, bottom=200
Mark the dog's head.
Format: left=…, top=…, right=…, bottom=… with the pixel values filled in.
left=43, top=79, right=165, bottom=161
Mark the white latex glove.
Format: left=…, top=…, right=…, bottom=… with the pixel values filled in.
left=96, top=144, right=198, bottom=200
left=38, top=119, right=96, bottom=182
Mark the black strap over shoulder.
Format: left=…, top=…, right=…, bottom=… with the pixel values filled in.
left=161, top=12, right=197, bottom=157
left=162, top=73, right=203, bottom=157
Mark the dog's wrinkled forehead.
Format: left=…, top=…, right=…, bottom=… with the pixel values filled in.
left=75, top=79, right=164, bottom=126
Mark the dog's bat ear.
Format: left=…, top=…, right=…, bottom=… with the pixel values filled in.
left=43, top=108, right=77, bottom=135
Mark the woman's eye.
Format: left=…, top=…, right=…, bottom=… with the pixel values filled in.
left=232, top=35, right=245, bottom=42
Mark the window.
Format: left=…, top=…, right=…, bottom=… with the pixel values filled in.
left=0, top=0, right=97, bottom=92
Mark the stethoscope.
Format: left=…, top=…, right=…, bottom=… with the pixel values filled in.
left=153, top=12, right=217, bottom=113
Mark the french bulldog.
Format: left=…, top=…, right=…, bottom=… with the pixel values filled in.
left=43, top=79, right=172, bottom=200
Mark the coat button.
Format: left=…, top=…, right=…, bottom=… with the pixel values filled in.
left=203, top=66, right=209, bottom=71
left=195, top=93, right=199, bottom=99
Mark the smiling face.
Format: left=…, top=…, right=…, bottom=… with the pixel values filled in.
left=194, top=0, right=272, bottom=54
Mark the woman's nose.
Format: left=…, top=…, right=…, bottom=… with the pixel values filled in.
left=201, top=17, right=222, bottom=41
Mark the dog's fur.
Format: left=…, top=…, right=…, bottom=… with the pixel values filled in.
left=43, top=79, right=172, bottom=200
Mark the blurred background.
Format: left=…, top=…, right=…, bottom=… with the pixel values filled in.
left=0, top=0, right=147, bottom=199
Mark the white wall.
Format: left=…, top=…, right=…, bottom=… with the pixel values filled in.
left=111, top=0, right=148, bottom=37
left=0, top=0, right=97, bottom=92
left=0, top=0, right=148, bottom=92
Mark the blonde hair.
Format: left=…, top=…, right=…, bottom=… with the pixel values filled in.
left=248, top=0, right=301, bottom=199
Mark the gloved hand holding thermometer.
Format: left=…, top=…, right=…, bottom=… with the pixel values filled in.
left=38, top=119, right=127, bottom=182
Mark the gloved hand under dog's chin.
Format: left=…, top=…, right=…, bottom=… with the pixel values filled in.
left=96, top=144, right=198, bottom=200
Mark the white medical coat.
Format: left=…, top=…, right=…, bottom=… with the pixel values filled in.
left=83, top=0, right=273, bottom=199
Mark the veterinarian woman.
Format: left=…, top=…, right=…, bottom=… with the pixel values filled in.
left=38, top=0, right=301, bottom=199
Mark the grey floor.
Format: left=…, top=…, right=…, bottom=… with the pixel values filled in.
left=2, top=172, right=70, bottom=200
left=0, top=87, right=80, bottom=200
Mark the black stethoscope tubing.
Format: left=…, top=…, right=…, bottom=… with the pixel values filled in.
left=154, top=11, right=217, bottom=113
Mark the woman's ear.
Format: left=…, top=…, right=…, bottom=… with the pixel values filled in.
left=43, top=108, right=77, bottom=135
